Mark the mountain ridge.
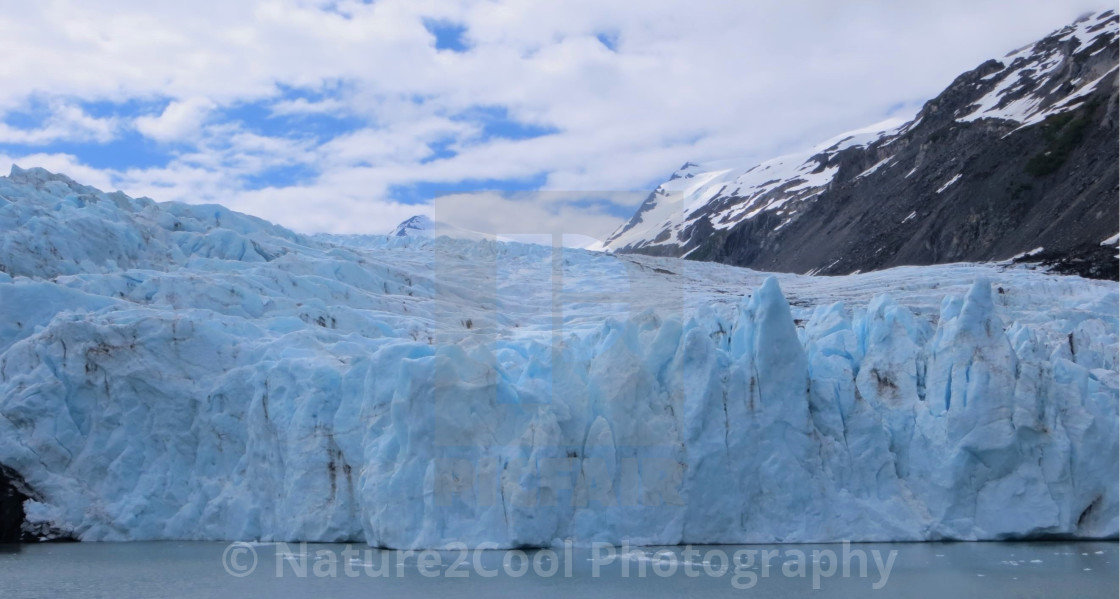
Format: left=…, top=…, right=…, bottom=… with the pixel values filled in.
left=606, top=10, right=1120, bottom=280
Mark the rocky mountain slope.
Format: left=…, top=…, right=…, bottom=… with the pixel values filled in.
left=606, top=10, right=1120, bottom=280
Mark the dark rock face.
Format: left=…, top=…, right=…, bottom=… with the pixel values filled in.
left=611, top=11, right=1120, bottom=280
left=698, top=94, right=1118, bottom=279
left=1030, top=243, right=1120, bottom=280
left=1, top=464, right=73, bottom=543
left=1, top=464, right=30, bottom=543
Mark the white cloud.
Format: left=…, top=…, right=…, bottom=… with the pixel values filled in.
left=228, top=185, right=422, bottom=235
left=0, top=0, right=1111, bottom=235
left=433, top=190, right=643, bottom=240
left=0, top=152, right=116, bottom=190
left=268, top=96, right=348, bottom=116
left=134, top=97, right=216, bottom=142
left=0, top=102, right=118, bottom=145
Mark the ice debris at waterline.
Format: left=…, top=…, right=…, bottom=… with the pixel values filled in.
left=0, top=167, right=1117, bottom=547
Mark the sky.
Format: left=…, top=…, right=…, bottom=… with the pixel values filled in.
left=0, top=0, right=1110, bottom=240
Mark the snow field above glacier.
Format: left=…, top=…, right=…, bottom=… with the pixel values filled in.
left=0, top=167, right=1117, bottom=548
left=604, top=118, right=909, bottom=252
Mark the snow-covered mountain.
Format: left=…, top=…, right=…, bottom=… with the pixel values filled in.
left=607, top=10, right=1120, bottom=280
left=390, top=214, right=434, bottom=238
left=1, top=166, right=1116, bottom=546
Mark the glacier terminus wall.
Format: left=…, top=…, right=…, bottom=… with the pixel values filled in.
left=0, top=167, right=1117, bottom=547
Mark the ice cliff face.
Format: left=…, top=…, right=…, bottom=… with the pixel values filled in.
left=0, top=167, right=1117, bottom=546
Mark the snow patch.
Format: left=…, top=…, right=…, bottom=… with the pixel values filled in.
left=856, top=156, right=895, bottom=179
left=936, top=174, right=962, bottom=193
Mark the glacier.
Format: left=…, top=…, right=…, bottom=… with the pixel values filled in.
left=0, top=166, right=1117, bottom=547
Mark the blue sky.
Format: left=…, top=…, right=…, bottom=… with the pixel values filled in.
left=0, top=0, right=1108, bottom=237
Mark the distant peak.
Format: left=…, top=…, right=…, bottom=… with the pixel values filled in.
left=391, top=214, right=435, bottom=237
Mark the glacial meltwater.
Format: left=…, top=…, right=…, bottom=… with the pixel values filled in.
left=1, top=541, right=1115, bottom=598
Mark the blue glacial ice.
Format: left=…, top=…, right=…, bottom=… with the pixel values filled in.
left=0, top=166, right=1117, bottom=547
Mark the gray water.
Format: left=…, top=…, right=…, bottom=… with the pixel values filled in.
left=0, top=541, right=1115, bottom=598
